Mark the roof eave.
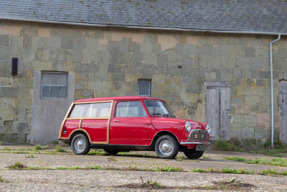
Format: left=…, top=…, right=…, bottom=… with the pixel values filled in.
left=0, top=17, right=286, bottom=36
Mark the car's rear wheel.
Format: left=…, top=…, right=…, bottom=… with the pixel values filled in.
left=184, top=150, right=204, bottom=159
left=71, top=134, right=90, bottom=155
left=155, top=135, right=179, bottom=159
left=104, top=149, right=119, bottom=155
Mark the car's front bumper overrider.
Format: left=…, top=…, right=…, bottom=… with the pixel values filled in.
left=180, top=141, right=211, bottom=145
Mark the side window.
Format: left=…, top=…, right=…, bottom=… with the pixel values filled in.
left=69, top=102, right=111, bottom=118
left=90, top=102, right=111, bottom=118
left=69, top=104, right=90, bottom=118
left=116, top=101, right=146, bottom=117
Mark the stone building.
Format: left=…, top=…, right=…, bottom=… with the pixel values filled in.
left=0, top=0, right=286, bottom=144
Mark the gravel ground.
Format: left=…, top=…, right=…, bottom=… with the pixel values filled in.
left=0, top=146, right=287, bottom=191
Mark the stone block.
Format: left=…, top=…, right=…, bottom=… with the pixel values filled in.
left=0, top=98, right=15, bottom=121
left=36, top=48, right=50, bottom=61
left=31, top=61, right=53, bottom=71
left=0, top=35, right=9, bottom=46
left=82, top=89, right=94, bottom=98
left=250, top=58, right=262, bottom=70
left=61, top=38, right=73, bottom=49
left=88, top=80, right=102, bottom=90
left=236, top=104, right=251, bottom=114
left=245, top=47, right=256, bottom=57
left=3, top=121, right=13, bottom=133
left=256, top=113, right=270, bottom=128
left=50, top=49, right=67, bottom=62
left=111, top=74, right=125, bottom=82
left=23, top=35, right=32, bottom=47
left=0, top=87, right=18, bottom=97
left=199, top=45, right=213, bottom=55
left=213, top=47, right=230, bottom=57
left=0, top=77, right=13, bottom=87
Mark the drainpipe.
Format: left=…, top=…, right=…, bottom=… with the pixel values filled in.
left=270, top=34, right=281, bottom=148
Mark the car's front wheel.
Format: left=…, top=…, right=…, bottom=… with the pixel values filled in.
left=155, top=135, right=179, bottom=159
left=184, top=150, right=204, bottom=159
left=71, top=134, right=90, bottom=155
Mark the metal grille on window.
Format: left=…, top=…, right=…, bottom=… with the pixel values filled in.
left=138, top=80, right=151, bottom=96
left=41, top=73, right=67, bottom=99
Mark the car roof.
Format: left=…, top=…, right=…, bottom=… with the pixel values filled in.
left=75, top=96, right=163, bottom=103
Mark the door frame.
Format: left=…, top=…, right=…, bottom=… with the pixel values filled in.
left=205, top=82, right=231, bottom=140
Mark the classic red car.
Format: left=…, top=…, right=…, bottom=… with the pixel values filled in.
left=58, top=96, right=211, bottom=159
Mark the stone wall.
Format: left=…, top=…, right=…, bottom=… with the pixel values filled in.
left=0, top=21, right=286, bottom=143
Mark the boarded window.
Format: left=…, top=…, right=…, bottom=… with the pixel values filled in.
left=138, top=79, right=151, bottom=96
left=41, top=72, right=67, bottom=99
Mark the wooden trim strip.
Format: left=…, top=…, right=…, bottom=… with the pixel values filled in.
left=58, top=102, right=74, bottom=139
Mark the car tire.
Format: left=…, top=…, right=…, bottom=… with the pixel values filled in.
left=155, top=135, right=179, bottom=159
left=71, top=134, right=90, bottom=155
left=184, top=150, right=204, bottom=159
left=104, top=149, right=118, bottom=155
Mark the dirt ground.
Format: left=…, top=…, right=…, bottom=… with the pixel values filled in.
left=0, top=145, right=287, bottom=191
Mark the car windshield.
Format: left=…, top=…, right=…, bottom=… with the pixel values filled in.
left=145, top=100, right=176, bottom=117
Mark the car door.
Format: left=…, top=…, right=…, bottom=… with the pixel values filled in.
left=109, top=101, right=151, bottom=145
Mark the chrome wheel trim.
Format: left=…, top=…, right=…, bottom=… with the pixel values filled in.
left=74, top=138, right=86, bottom=153
left=159, top=140, right=174, bottom=156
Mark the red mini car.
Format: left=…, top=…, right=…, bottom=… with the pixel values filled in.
left=59, top=96, right=211, bottom=159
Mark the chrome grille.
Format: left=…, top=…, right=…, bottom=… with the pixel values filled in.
left=189, top=129, right=207, bottom=141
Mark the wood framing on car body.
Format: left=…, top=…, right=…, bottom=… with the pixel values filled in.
left=59, top=96, right=211, bottom=159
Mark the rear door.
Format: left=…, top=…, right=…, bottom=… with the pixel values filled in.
left=109, top=101, right=151, bottom=145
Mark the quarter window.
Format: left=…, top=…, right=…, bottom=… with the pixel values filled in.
left=69, top=102, right=111, bottom=118
left=138, top=79, right=151, bottom=96
left=115, top=101, right=147, bottom=117
left=41, top=72, right=67, bottom=99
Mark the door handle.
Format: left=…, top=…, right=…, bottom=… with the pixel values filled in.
left=114, top=120, right=119, bottom=122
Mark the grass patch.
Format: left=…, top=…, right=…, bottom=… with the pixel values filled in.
left=155, top=166, right=183, bottom=172
left=107, top=157, right=117, bottom=161
left=0, top=176, right=9, bottom=183
left=176, top=155, right=186, bottom=161
left=140, top=177, right=161, bottom=189
left=225, top=156, right=287, bottom=167
left=87, top=149, right=105, bottom=156
left=34, top=145, right=50, bottom=150
left=8, top=162, right=27, bottom=170
left=56, top=146, right=67, bottom=153
left=212, top=139, right=244, bottom=152
left=25, top=154, right=36, bottom=158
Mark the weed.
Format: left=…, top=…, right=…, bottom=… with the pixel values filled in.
left=140, top=177, right=161, bottom=189
left=56, top=146, right=66, bottom=153
left=107, top=157, right=117, bottom=161
left=222, top=168, right=251, bottom=174
left=25, top=154, right=36, bottom=158
left=192, top=168, right=209, bottom=173
left=156, top=166, right=183, bottom=172
left=212, top=139, right=243, bottom=151
left=202, top=156, right=211, bottom=160
left=88, top=149, right=105, bottom=156
left=225, top=156, right=287, bottom=167
left=0, top=176, right=8, bottom=183
left=8, top=162, right=27, bottom=170
left=34, top=145, right=49, bottom=150
left=3, top=147, right=10, bottom=151
left=176, top=155, right=186, bottom=161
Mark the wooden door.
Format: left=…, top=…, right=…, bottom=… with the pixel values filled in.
left=280, top=81, right=287, bottom=143
left=206, top=83, right=231, bottom=140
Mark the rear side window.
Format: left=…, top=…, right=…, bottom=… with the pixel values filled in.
left=115, top=101, right=146, bottom=117
left=69, top=102, right=111, bottom=118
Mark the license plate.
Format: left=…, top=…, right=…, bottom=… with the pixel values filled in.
left=195, top=145, right=205, bottom=151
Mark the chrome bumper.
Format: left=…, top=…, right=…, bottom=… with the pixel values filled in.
left=180, top=141, right=211, bottom=145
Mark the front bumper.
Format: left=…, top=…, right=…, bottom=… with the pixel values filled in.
left=180, top=141, right=211, bottom=145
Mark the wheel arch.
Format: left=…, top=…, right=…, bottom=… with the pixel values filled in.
left=69, top=130, right=91, bottom=145
left=151, top=131, right=179, bottom=149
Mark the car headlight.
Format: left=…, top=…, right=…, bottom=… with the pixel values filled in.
left=185, top=121, right=191, bottom=132
left=206, top=124, right=211, bottom=134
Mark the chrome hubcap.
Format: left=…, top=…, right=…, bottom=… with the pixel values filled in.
left=74, top=138, right=85, bottom=152
left=159, top=140, right=173, bottom=156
